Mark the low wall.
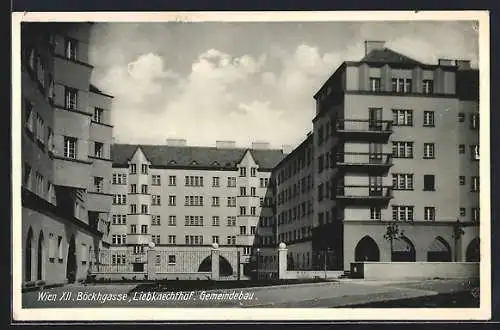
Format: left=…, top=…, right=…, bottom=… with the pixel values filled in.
left=281, top=270, right=343, bottom=280
left=350, top=262, right=480, bottom=280
left=92, top=272, right=214, bottom=281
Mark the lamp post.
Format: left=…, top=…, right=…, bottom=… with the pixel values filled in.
left=256, top=248, right=261, bottom=281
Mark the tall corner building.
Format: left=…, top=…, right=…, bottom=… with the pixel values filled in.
left=21, top=23, right=114, bottom=286
left=274, top=40, right=480, bottom=271
left=107, top=140, right=285, bottom=276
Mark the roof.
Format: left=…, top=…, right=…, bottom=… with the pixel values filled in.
left=360, top=48, right=423, bottom=66
left=111, top=144, right=286, bottom=170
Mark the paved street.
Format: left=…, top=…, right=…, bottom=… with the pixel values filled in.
left=22, top=279, right=478, bottom=308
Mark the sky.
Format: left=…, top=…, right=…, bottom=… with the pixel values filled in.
left=88, top=20, right=479, bottom=149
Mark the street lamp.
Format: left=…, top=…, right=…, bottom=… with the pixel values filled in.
left=256, top=248, right=261, bottom=281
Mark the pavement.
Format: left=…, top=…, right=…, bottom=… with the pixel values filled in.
left=22, top=278, right=478, bottom=308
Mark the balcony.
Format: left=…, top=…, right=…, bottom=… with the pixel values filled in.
left=126, top=233, right=151, bottom=245
left=336, top=185, right=393, bottom=206
left=336, top=120, right=392, bottom=142
left=52, top=156, right=92, bottom=189
left=336, top=152, right=393, bottom=174
left=127, top=214, right=151, bottom=226
left=87, top=192, right=112, bottom=213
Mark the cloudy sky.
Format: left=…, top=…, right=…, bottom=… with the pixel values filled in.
left=88, top=20, right=479, bottom=149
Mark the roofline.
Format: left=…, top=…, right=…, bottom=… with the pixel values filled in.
left=313, top=62, right=347, bottom=100
left=273, top=134, right=314, bottom=170
left=90, top=84, right=114, bottom=99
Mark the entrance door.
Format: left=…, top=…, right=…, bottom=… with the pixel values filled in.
left=66, top=235, right=77, bottom=283
left=369, top=108, right=382, bottom=131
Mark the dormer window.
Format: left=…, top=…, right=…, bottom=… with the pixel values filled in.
left=369, top=77, right=381, bottom=92
left=391, top=78, right=412, bottom=93
left=423, top=80, right=434, bottom=94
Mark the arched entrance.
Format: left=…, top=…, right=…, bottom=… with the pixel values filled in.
left=66, top=235, right=77, bottom=283
left=198, top=255, right=234, bottom=276
left=354, top=236, right=380, bottom=262
left=37, top=231, right=45, bottom=281
left=466, top=237, right=480, bottom=262
left=427, top=236, right=452, bottom=262
left=25, top=227, right=34, bottom=282
left=392, top=237, right=416, bottom=262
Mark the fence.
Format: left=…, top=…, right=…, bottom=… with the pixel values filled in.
left=287, top=250, right=339, bottom=271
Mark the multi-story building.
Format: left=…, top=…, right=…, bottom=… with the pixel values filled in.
left=108, top=140, right=285, bottom=276
left=274, top=40, right=480, bottom=271
left=21, top=23, right=114, bottom=287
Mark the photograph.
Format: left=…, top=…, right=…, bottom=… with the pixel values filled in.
left=11, top=11, right=490, bottom=321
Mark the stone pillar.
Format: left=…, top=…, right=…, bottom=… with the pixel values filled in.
left=277, top=242, right=288, bottom=280
left=147, top=242, right=157, bottom=281
left=211, top=243, right=220, bottom=281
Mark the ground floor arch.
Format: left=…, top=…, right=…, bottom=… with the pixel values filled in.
left=427, top=236, right=452, bottom=262
left=66, top=235, right=77, bottom=283
left=354, top=236, right=380, bottom=262
left=37, top=230, right=45, bottom=281
left=392, top=236, right=416, bottom=262
left=466, top=237, right=480, bottom=262
left=198, top=255, right=234, bottom=276
left=25, top=227, right=34, bottom=282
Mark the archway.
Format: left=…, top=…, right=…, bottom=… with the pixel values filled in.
left=392, top=236, right=416, bottom=262
left=37, top=231, right=45, bottom=281
left=198, top=255, right=234, bottom=276
left=466, top=237, right=480, bottom=262
left=427, top=236, right=452, bottom=262
left=354, top=236, right=380, bottom=262
left=66, top=235, right=77, bottom=283
left=25, top=227, right=34, bottom=282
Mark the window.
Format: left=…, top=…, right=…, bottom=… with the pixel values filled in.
left=141, top=225, right=148, bottom=234
left=251, top=206, right=256, bottom=216
left=35, top=172, right=44, bottom=196
left=65, top=38, right=78, bottom=60
left=152, top=235, right=161, bottom=245
left=35, top=114, right=45, bottom=143
left=423, top=207, right=436, bottom=221
left=240, top=206, right=247, bottom=216
left=169, top=195, right=176, bottom=206
left=392, top=174, right=414, bottom=190
left=94, top=142, right=103, bottom=158
left=24, top=100, right=34, bottom=133
left=185, top=176, right=204, bottom=187
left=227, top=197, right=236, bottom=207
left=470, top=113, right=479, bottom=130
left=212, top=236, right=219, bottom=244
left=141, top=204, right=148, bottom=214
left=392, top=109, right=413, bottom=126
left=168, top=175, right=176, bottom=186
left=392, top=206, right=414, bottom=222
left=471, top=208, right=480, bottom=223
left=227, top=216, right=236, bottom=227
left=168, top=215, right=176, bottom=226
left=227, top=177, right=236, bottom=187
left=57, top=236, right=63, bottom=259
left=369, top=77, right=381, bottom=92
left=141, top=184, right=148, bottom=195
left=152, top=195, right=161, bottom=205
left=185, top=235, right=204, bottom=245
left=240, top=187, right=247, bottom=196
left=460, top=176, right=466, bottom=185
left=240, top=167, right=247, bottom=177
left=460, top=208, right=466, bottom=216
left=185, top=216, right=204, bottom=226
left=226, top=236, right=236, bottom=245
left=167, top=255, right=176, bottom=264
left=130, top=204, right=137, bottom=214
left=240, top=226, right=247, bottom=235
left=64, top=87, right=78, bottom=109
left=251, top=167, right=257, bottom=177
left=152, top=175, right=161, bottom=186
left=141, top=164, right=149, bottom=174
left=424, top=143, right=435, bottom=159
left=370, top=207, right=381, bottom=220
left=130, top=184, right=137, bottom=194
left=113, top=194, right=127, bottom=205
left=422, top=80, right=434, bottom=94
left=130, top=225, right=137, bottom=234
left=212, top=196, right=220, bottom=207
left=251, top=226, right=256, bottom=235
left=112, top=214, right=127, bottom=225
left=212, top=177, right=220, bottom=187
left=471, top=145, right=479, bottom=161
left=63, top=136, right=77, bottom=159
left=458, top=113, right=465, bottom=122
left=424, top=175, right=435, bottom=191
left=129, top=164, right=137, bottom=174
left=391, top=77, right=412, bottom=93
left=459, top=144, right=466, bottom=154
left=168, top=235, right=176, bottom=244
left=93, top=107, right=103, bottom=123
left=392, top=141, right=413, bottom=158
left=251, top=187, right=257, bottom=197
left=23, top=163, right=32, bottom=189
left=93, top=177, right=103, bottom=193
left=471, top=176, right=480, bottom=192
left=423, top=111, right=435, bottom=127
left=133, top=245, right=144, bottom=254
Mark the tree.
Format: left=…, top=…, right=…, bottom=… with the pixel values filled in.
left=452, top=219, right=465, bottom=261
left=384, top=221, right=405, bottom=261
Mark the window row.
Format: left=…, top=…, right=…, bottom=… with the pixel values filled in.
left=278, top=200, right=314, bottom=225
left=392, top=142, right=479, bottom=160
left=277, top=174, right=314, bottom=205
left=23, top=163, right=56, bottom=204
left=277, top=147, right=314, bottom=184
left=278, top=226, right=313, bottom=244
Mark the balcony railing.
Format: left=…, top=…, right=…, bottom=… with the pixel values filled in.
left=336, top=152, right=393, bottom=173
left=336, top=185, right=393, bottom=205
left=335, top=120, right=393, bottom=141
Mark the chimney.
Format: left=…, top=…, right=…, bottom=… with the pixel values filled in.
left=216, top=140, right=236, bottom=149
left=252, top=141, right=270, bottom=150
left=438, top=58, right=455, bottom=66
left=456, top=60, right=471, bottom=70
left=166, top=138, right=187, bottom=147
left=364, top=40, right=385, bottom=55
left=282, top=145, right=293, bottom=155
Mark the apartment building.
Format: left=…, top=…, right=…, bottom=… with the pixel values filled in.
left=21, top=23, right=114, bottom=287
left=108, top=140, right=285, bottom=275
left=274, top=41, right=480, bottom=271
